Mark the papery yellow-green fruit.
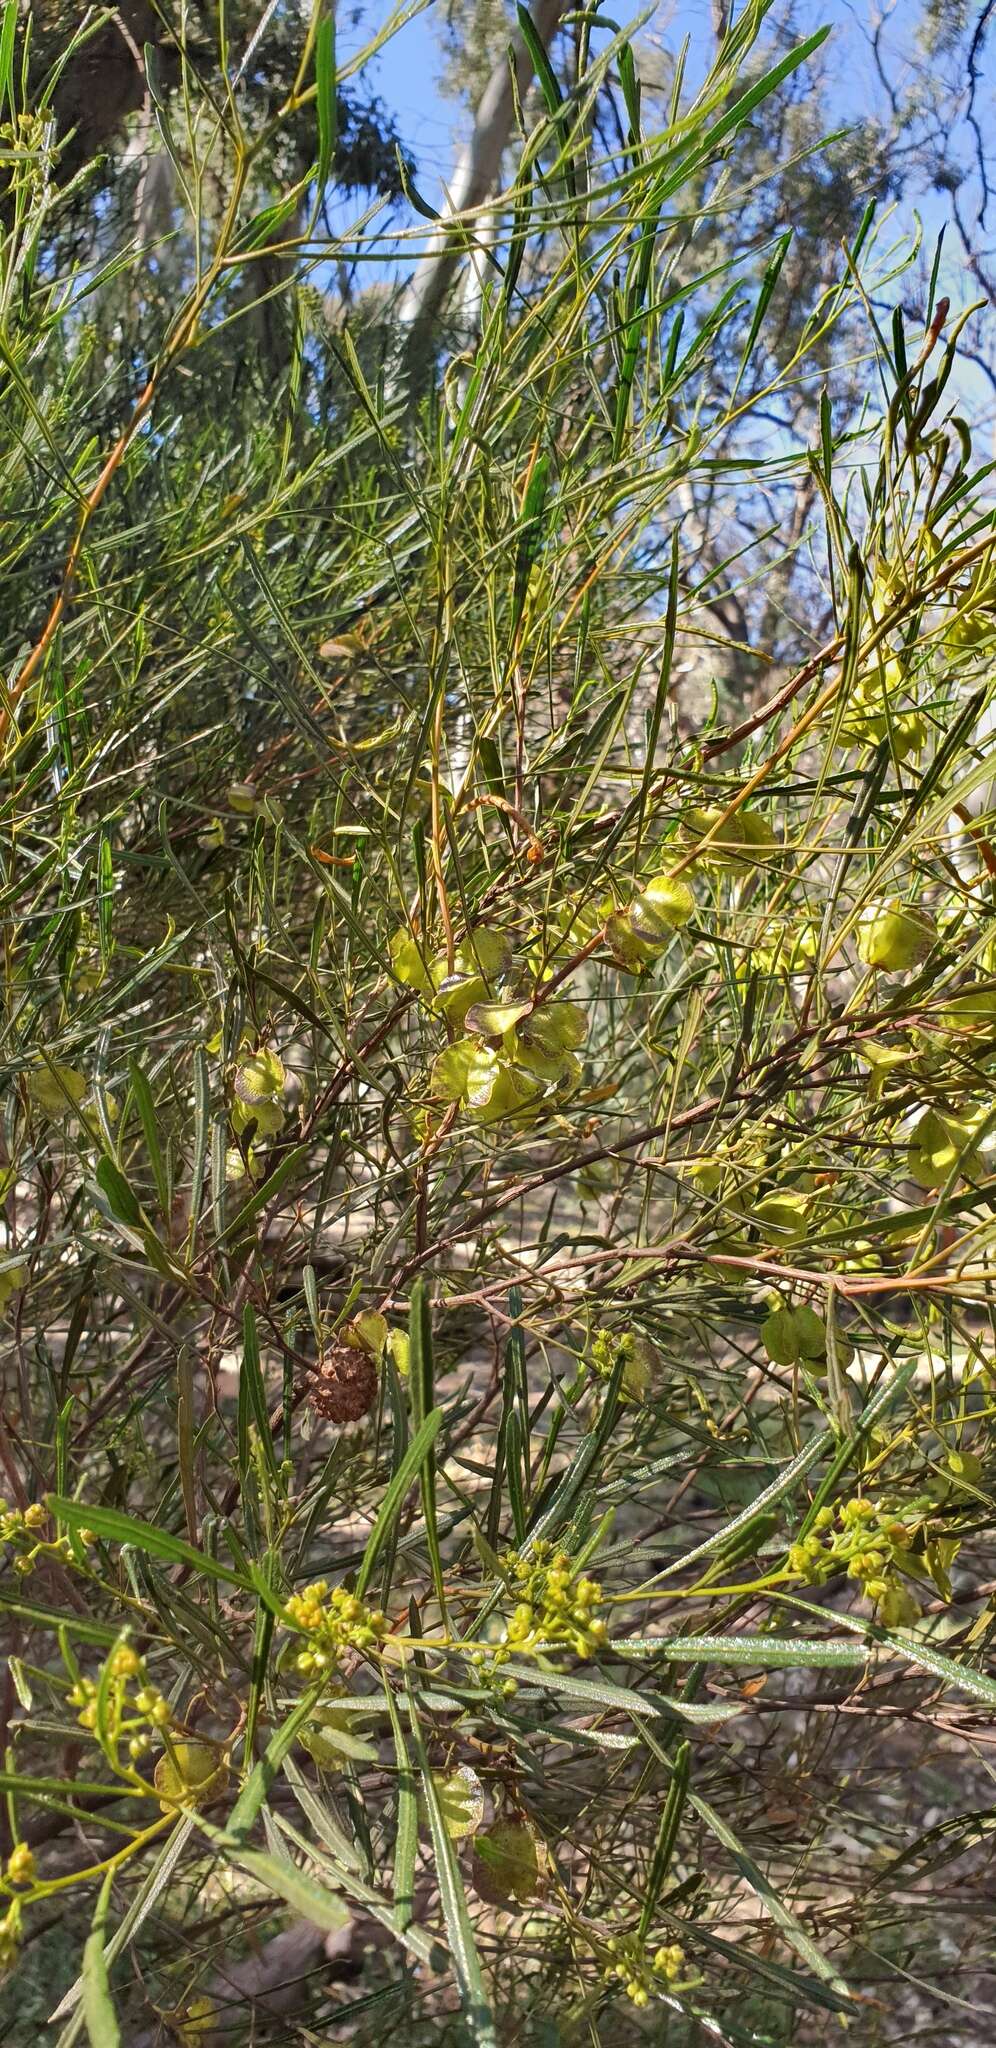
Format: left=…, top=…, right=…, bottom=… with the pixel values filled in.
left=685, top=805, right=775, bottom=872
left=876, top=1582, right=922, bottom=1627
left=845, top=702, right=927, bottom=761
left=420, top=1765, right=485, bottom=1841
left=626, top=895, right=673, bottom=947
left=154, top=1741, right=229, bottom=1812
left=431, top=967, right=487, bottom=1025
left=741, top=921, right=818, bottom=980
left=706, top=1236, right=750, bottom=1283
left=513, top=1002, right=585, bottom=1085
left=388, top=1328, right=410, bottom=1377
left=298, top=1703, right=379, bottom=1768
left=859, top=1039, right=913, bottom=1101
left=761, top=1304, right=827, bottom=1369
left=947, top=1447, right=983, bottom=1487
left=938, top=987, right=996, bottom=1036
left=429, top=1039, right=544, bottom=1124
left=641, top=872, right=696, bottom=928
left=430, top=1038, right=487, bottom=1103
left=460, top=926, right=514, bottom=980
left=421, top=929, right=512, bottom=1017
left=463, top=997, right=532, bottom=1038
left=511, top=1035, right=572, bottom=1084
left=857, top=902, right=934, bottom=973
left=686, top=1155, right=725, bottom=1196
left=621, top=1335, right=656, bottom=1402
left=173, top=1996, right=218, bottom=2044
left=26, top=1062, right=87, bottom=1118
left=516, top=1002, right=586, bottom=1056
left=842, top=659, right=927, bottom=760
left=0, top=1263, right=26, bottom=1314
left=345, top=1310, right=388, bottom=1360
left=604, top=909, right=656, bottom=972
left=628, top=876, right=694, bottom=945
left=226, top=781, right=259, bottom=814
left=389, top=926, right=432, bottom=993
left=751, top=1191, right=810, bottom=1242
left=472, top=1821, right=542, bottom=1906
left=469, top=1060, right=544, bottom=1125
left=945, top=606, right=994, bottom=654
left=907, top=1108, right=985, bottom=1187
left=231, top=1093, right=284, bottom=1139
left=234, top=1047, right=286, bottom=1106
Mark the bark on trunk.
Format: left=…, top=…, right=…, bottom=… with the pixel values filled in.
left=397, top=0, right=569, bottom=382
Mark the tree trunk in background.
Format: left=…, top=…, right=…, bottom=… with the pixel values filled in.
left=39, top=3, right=162, bottom=180
left=397, top=0, right=568, bottom=384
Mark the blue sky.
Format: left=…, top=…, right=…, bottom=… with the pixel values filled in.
left=336, top=0, right=994, bottom=402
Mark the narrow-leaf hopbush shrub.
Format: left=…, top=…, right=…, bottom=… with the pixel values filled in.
left=1, top=5, right=996, bottom=2043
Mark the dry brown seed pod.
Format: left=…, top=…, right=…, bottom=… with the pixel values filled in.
left=308, top=1342, right=378, bottom=1424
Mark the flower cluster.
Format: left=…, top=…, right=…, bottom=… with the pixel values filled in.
left=497, top=1542, right=608, bottom=1661
left=1, top=1845, right=36, bottom=1977
left=4, top=1845, right=34, bottom=1889
left=0, top=1904, right=20, bottom=1974
left=0, top=1845, right=39, bottom=1976
left=589, top=1328, right=654, bottom=1403
left=285, top=1582, right=388, bottom=1673
left=602, top=1935, right=688, bottom=2007
left=0, top=1499, right=74, bottom=1577
left=788, top=1497, right=928, bottom=1626
left=70, top=1644, right=173, bottom=1760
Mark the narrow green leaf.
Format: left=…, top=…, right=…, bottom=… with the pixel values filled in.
left=239, top=1303, right=278, bottom=1482
left=407, top=1281, right=447, bottom=1623
left=315, top=10, right=337, bottom=193
left=629, top=1634, right=870, bottom=1669
left=275, top=1779, right=439, bottom=1967
left=354, top=1408, right=444, bottom=1599
left=225, top=1684, right=324, bottom=1841
left=639, top=1737, right=690, bottom=1939
left=408, top=1691, right=498, bottom=2046
left=384, top=1685, right=417, bottom=1930
left=188, top=1045, right=210, bottom=1238
left=82, top=1871, right=120, bottom=2047
left=0, top=1769, right=132, bottom=1801
left=280, top=1753, right=366, bottom=1872
left=703, top=28, right=831, bottom=154
left=226, top=1841, right=352, bottom=1932
left=97, top=832, right=113, bottom=965
left=199, top=1810, right=351, bottom=1932
left=689, top=1788, right=852, bottom=1998
left=732, top=230, right=791, bottom=398
left=0, top=4, right=17, bottom=122
left=515, top=4, right=562, bottom=117
left=649, top=1428, right=833, bottom=1583
left=128, top=1058, right=169, bottom=1219
left=0, top=1594, right=117, bottom=1645
left=617, top=41, right=641, bottom=143
left=94, top=1156, right=142, bottom=1230
left=379, top=1353, right=410, bottom=1605
left=221, top=1141, right=310, bottom=1242
left=527, top=1352, right=625, bottom=1544
left=52, top=1821, right=196, bottom=2041
left=48, top=1497, right=248, bottom=1589
left=494, top=1659, right=740, bottom=1725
